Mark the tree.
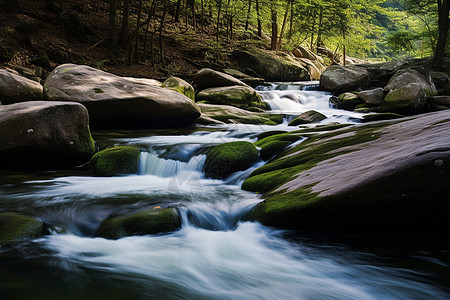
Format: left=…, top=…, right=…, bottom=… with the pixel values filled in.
left=108, top=0, right=118, bottom=49
left=433, top=0, right=450, bottom=66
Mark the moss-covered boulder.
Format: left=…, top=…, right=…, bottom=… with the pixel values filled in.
left=161, top=76, right=195, bottom=101
left=232, top=48, right=310, bottom=81
left=255, top=132, right=302, bottom=161
left=288, top=110, right=327, bottom=126
left=381, top=83, right=427, bottom=114
left=204, top=141, right=259, bottom=179
left=193, top=68, right=247, bottom=90
left=0, top=101, right=95, bottom=169
left=197, top=103, right=282, bottom=125
left=356, top=61, right=408, bottom=87
left=385, top=68, right=438, bottom=96
left=197, top=85, right=263, bottom=109
left=243, top=111, right=450, bottom=232
left=362, top=113, right=404, bottom=122
left=0, top=213, right=44, bottom=242
left=0, top=69, right=44, bottom=104
left=222, top=69, right=265, bottom=87
left=319, top=65, right=369, bottom=94
left=91, top=146, right=140, bottom=177
left=97, top=208, right=181, bottom=239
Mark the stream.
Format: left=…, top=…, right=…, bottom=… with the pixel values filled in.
left=0, top=83, right=449, bottom=299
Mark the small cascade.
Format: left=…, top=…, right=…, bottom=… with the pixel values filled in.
left=139, top=152, right=206, bottom=177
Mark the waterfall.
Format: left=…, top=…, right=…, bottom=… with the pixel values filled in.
left=139, top=152, right=207, bottom=177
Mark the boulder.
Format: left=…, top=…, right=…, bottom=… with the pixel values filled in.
left=336, top=92, right=363, bottom=110
left=430, top=71, right=450, bottom=95
left=288, top=110, right=327, bottom=126
left=196, top=85, right=263, bottom=109
left=0, top=213, right=44, bottom=242
left=161, top=76, right=195, bottom=101
left=0, top=101, right=95, bottom=169
left=44, top=64, right=201, bottom=129
left=204, top=141, right=259, bottom=179
left=97, top=207, right=181, bottom=239
left=292, top=46, right=324, bottom=64
left=232, top=48, right=310, bottom=81
left=243, top=111, right=450, bottom=232
left=381, top=83, right=428, bottom=114
left=197, top=103, right=282, bottom=125
left=90, top=146, right=140, bottom=177
left=429, top=95, right=450, bottom=110
left=319, top=65, right=369, bottom=94
left=193, top=68, right=247, bottom=90
left=256, top=132, right=302, bottom=161
left=358, top=88, right=385, bottom=106
left=385, top=68, right=438, bottom=96
left=0, top=69, right=44, bottom=104
left=362, top=113, right=404, bottom=122
left=222, top=69, right=265, bottom=87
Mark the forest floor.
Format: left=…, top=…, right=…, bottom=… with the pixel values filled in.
left=0, top=0, right=273, bottom=81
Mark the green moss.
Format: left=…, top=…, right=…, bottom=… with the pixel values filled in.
left=255, top=133, right=301, bottom=148
left=363, top=113, right=404, bottom=122
left=268, top=114, right=284, bottom=124
left=97, top=208, right=181, bottom=239
left=162, top=76, right=195, bottom=101
left=90, top=146, right=140, bottom=177
left=291, top=123, right=351, bottom=134
left=93, top=88, right=104, bottom=93
left=197, top=86, right=262, bottom=109
left=257, top=130, right=288, bottom=140
left=204, top=141, right=259, bottom=179
left=260, top=141, right=292, bottom=161
left=263, top=120, right=277, bottom=125
left=75, top=128, right=96, bottom=158
left=0, top=213, right=44, bottom=242
left=288, top=117, right=308, bottom=126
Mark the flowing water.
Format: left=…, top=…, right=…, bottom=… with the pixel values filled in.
left=0, top=83, right=449, bottom=299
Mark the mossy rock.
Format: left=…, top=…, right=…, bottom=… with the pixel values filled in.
left=380, top=83, right=427, bottom=114
left=204, top=141, right=259, bottom=179
left=338, top=92, right=363, bottom=110
left=260, top=140, right=293, bottom=161
left=196, top=85, right=262, bottom=109
left=161, top=76, right=195, bottom=101
left=255, top=133, right=302, bottom=148
left=97, top=208, right=181, bottom=239
left=257, top=130, right=288, bottom=140
left=363, top=113, right=404, bottom=123
left=288, top=110, right=326, bottom=126
left=0, top=213, right=44, bottom=243
left=91, top=146, right=140, bottom=176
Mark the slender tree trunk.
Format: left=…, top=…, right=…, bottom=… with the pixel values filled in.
left=277, top=1, right=290, bottom=50
left=245, top=0, right=252, bottom=31
left=108, top=0, right=118, bottom=49
left=433, top=0, right=450, bottom=67
left=271, top=4, right=278, bottom=50
left=343, top=31, right=346, bottom=66
left=217, top=0, right=222, bottom=43
left=175, top=0, right=182, bottom=22
left=201, top=0, right=204, bottom=33
left=185, top=0, right=189, bottom=31
left=315, top=6, right=324, bottom=48
left=256, top=0, right=261, bottom=37
left=191, top=0, right=196, bottom=28
left=288, top=0, right=294, bottom=40
left=119, top=0, right=130, bottom=47
left=134, top=0, right=143, bottom=63
left=160, top=0, right=167, bottom=67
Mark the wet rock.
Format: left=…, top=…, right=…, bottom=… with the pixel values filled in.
left=362, top=113, right=404, bottom=122
left=385, top=68, right=437, bottom=96
left=357, top=61, right=408, bottom=87
left=197, top=103, right=281, bottom=125
left=381, top=83, right=427, bottom=114
left=0, top=101, right=95, bottom=169
left=0, top=213, right=44, bottom=243
left=193, top=68, right=247, bottom=90
left=197, top=85, right=263, bottom=110
left=429, top=95, right=450, bottom=110
left=97, top=208, right=181, bottom=239
left=288, top=110, right=327, bottom=126
left=44, top=64, right=201, bottom=129
left=222, top=69, right=265, bottom=87
left=358, top=88, right=385, bottom=106
left=0, top=69, right=44, bottom=104
left=204, top=141, right=259, bottom=179
left=337, top=92, right=363, bottom=110
left=162, top=76, right=195, bottom=101
left=319, top=65, right=369, bottom=94
left=90, top=146, right=140, bottom=177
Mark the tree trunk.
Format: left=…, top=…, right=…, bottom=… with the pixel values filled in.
left=315, top=6, right=324, bottom=48
left=245, top=0, right=252, bottom=31
left=159, top=0, right=168, bottom=67
left=271, top=4, right=278, bottom=50
left=216, top=0, right=222, bottom=43
left=288, top=0, right=294, bottom=40
left=175, top=0, right=182, bottom=22
left=256, top=0, right=262, bottom=38
left=119, top=0, right=130, bottom=47
left=134, top=0, right=143, bottom=63
left=277, top=1, right=290, bottom=50
left=108, top=0, right=118, bottom=49
left=433, top=0, right=450, bottom=67
left=201, top=0, right=204, bottom=33
left=191, top=0, right=196, bottom=28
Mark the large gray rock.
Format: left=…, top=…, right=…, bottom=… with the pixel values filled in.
left=196, top=85, right=263, bottom=109
left=193, top=68, right=247, bottom=90
left=0, top=69, right=44, bottom=104
left=357, top=61, right=408, bottom=87
left=385, top=68, right=438, bottom=96
left=243, top=111, right=450, bottom=231
left=319, top=65, right=369, bottom=94
left=0, top=101, right=95, bottom=169
left=44, top=64, right=201, bottom=129
left=161, top=76, right=195, bottom=101
left=358, top=88, right=385, bottom=106
left=429, top=95, right=450, bottom=110
left=232, top=48, right=310, bottom=81
left=381, top=83, right=427, bottom=113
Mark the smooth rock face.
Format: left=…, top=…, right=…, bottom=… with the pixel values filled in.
left=0, top=101, right=95, bottom=168
left=44, top=64, right=201, bottom=129
left=381, top=83, right=427, bottom=113
left=288, top=110, right=327, bottom=126
left=429, top=96, right=450, bottom=110
left=197, top=85, right=262, bottom=109
left=97, top=208, right=181, bottom=239
left=385, top=68, right=437, bottom=96
left=0, top=213, right=44, bottom=242
left=193, top=68, right=247, bottom=90
left=197, top=103, right=280, bottom=125
left=319, top=65, right=369, bottom=94
left=161, top=76, right=195, bottom=101
left=244, top=111, right=450, bottom=231
left=358, top=88, right=385, bottom=106
left=0, top=69, right=44, bottom=104
left=357, top=61, right=408, bottom=87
